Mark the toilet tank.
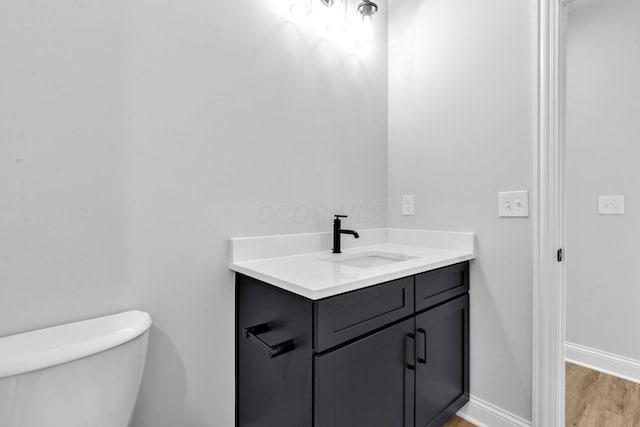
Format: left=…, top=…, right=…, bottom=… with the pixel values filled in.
left=0, top=311, right=152, bottom=427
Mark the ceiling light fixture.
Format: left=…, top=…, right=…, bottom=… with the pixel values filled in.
left=356, top=0, right=377, bottom=44
left=357, top=0, right=378, bottom=19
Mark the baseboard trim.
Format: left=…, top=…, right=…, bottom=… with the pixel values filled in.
left=456, top=395, right=532, bottom=427
left=565, top=341, right=640, bottom=385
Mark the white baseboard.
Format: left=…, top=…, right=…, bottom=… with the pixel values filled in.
left=456, top=395, right=532, bottom=427
left=565, top=341, right=640, bottom=385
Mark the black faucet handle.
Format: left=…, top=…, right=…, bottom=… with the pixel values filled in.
left=334, top=214, right=348, bottom=219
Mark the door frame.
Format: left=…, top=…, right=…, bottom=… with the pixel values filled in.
left=534, top=0, right=574, bottom=425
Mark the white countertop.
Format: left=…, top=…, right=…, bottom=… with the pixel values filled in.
left=229, top=228, right=476, bottom=300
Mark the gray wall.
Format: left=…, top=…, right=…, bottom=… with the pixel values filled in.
left=387, top=0, right=536, bottom=420
left=0, top=1, right=388, bottom=425
left=566, top=0, right=640, bottom=360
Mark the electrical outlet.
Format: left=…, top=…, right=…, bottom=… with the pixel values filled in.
left=598, top=195, right=624, bottom=215
left=499, top=191, right=529, bottom=217
left=402, top=195, right=414, bottom=216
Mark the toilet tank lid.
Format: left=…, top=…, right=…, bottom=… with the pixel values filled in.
left=0, top=310, right=152, bottom=379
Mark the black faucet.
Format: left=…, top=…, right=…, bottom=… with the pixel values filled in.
left=332, top=215, right=359, bottom=254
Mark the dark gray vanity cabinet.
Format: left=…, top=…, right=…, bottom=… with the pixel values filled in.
left=235, top=261, right=470, bottom=427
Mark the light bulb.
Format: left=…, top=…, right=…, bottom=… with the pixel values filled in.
left=289, top=0, right=310, bottom=17
left=325, top=0, right=346, bottom=34
left=357, top=14, right=373, bottom=44
left=355, top=0, right=377, bottom=45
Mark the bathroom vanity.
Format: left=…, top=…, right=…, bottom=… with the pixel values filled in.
left=231, top=229, right=474, bottom=427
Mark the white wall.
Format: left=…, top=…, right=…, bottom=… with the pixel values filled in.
left=566, top=0, right=640, bottom=360
left=0, top=0, right=388, bottom=425
left=388, top=0, right=536, bottom=421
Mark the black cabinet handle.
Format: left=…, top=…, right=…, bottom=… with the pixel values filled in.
left=245, top=323, right=295, bottom=358
left=404, top=333, right=416, bottom=370
left=417, top=328, right=427, bottom=364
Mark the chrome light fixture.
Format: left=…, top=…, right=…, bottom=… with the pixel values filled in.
left=357, top=0, right=378, bottom=18
left=287, top=0, right=380, bottom=44
left=357, top=0, right=377, bottom=44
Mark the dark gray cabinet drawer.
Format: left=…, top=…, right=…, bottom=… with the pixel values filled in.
left=415, top=262, right=469, bottom=312
left=314, top=277, right=414, bottom=352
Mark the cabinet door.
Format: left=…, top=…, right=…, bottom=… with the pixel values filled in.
left=315, top=318, right=415, bottom=427
left=415, top=295, right=470, bottom=427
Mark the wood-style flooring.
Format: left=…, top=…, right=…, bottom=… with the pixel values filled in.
left=566, top=362, right=640, bottom=426
left=443, top=416, right=475, bottom=427
left=436, top=362, right=640, bottom=427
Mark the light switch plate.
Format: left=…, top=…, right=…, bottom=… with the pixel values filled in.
left=598, top=195, right=624, bottom=215
left=499, top=191, right=529, bottom=217
left=402, top=195, right=414, bottom=216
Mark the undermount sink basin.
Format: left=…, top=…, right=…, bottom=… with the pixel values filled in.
left=320, top=251, right=418, bottom=269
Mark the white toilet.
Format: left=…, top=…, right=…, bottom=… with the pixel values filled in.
left=0, top=310, right=152, bottom=427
